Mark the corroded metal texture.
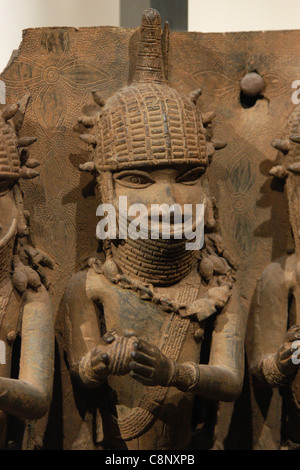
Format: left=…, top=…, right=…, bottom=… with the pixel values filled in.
left=1, top=27, right=297, bottom=314
left=0, top=8, right=299, bottom=450
left=59, top=9, right=244, bottom=450
left=247, top=105, right=300, bottom=450
left=0, top=97, right=54, bottom=449
left=95, top=82, right=207, bottom=170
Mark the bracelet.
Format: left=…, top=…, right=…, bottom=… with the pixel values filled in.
left=169, top=361, right=200, bottom=392
left=77, top=350, right=103, bottom=387
left=261, top=354, right=296, bottom=386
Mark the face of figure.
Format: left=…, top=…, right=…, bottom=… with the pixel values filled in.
left=112, top=165, right=207, bottom=238
left=113, top=165, right=204, bottom=203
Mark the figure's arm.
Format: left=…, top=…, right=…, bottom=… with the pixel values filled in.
left=183, top=287, right=244, bottom=401
left=63, top=270, right=107, bottom=388
left=247, top=257, right=299, bottom=387
left=130, top=288, right=245, bottom=402
left=0, top=285, right=54, bottom=420
left=63, top=270, right=136, bottom=388
left=250, top=325, right=300, bottom=387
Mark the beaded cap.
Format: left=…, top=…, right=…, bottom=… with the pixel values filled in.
left=79, top=9, right=211, bottom=172
left=0, top=95, right=38, bottom=182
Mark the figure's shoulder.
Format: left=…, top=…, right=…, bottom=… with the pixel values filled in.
left=62, top=270, right=90, bottom=309
left=65, top=269, right=87, bottom=296
left=65, top=261, right=114, bottom=305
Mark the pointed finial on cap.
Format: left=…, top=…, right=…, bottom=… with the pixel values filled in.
left=133, top=8, right=165, bottom=84
left=79, top=134, right=97, bottom=146
left=271, top=139, right=290, bottom=153
left=290, top=134, right=300, bottom=144
left=202, top=111, right=216, bottom=126
left=287, top=162, right=300, bottom=174
left=92, top=91, right=105, bottom=107
left=2, top=103, right=19, bottom=122
left=189, top=89, right=202, bottom=104
left=269, top=165, right=288, bottom=179
left=17, top=136, right=37, bottom=147
left=13, top=94, right=30, bottom=134
left=79, top=161, right=95, bottom=172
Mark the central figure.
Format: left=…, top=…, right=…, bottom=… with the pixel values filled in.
left=62, top=8, right=244, bottom=450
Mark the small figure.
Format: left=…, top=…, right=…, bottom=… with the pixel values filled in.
left=0, top=95, right=54, bottom=449
left=248, top=105, right=300, bottom=449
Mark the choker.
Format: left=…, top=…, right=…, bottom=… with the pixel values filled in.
left=112, top=236, right=198, bottom=286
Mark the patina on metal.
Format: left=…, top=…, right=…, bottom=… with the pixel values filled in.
left=61, top=8, right=245, bottom=450
left=0, top=95, right=54, bottom=449
left=248, top=105, right=300, bottom=450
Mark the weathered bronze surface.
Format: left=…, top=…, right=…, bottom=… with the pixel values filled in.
left=0, top=96, right=54, bottom=449
left=59, top=9, right=244, bottom=450
left=247, top=105, right=300, bottom=450
left=0, top=7, right=300, bottom=450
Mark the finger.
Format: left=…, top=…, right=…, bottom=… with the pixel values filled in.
left=285, top=327, right=300, bottom=342
left=288, top=324, right=300, bottom=331
left=280, top=339, right=300, bottom=355
left=133, top=339, right=157, bottom=357
left=102, top=332, right=115, bottom=344
left=280, top=346, right=299, bottom=361
left=41, top=254, right=54, bottom=269
left=129, top=361, right=154, bottom=378
left=93, top=363, right=107, bottom=374
left=101, top=353, right=109, bottom=365
left=91, top=351, right=109, bottom=367
left=92, top=354, right=110, bottom=374
left=129, top=370, right=153, bottom=385
left=131, top=350, right=156, bottom=367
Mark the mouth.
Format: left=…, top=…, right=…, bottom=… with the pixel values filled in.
left=117, top=213, right=200, bottom=240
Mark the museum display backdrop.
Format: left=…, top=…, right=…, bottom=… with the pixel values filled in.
left=1, top=7, right=300, bottom=450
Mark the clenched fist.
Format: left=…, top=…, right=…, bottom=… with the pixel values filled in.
left=79, top=330, right=138, bottom=386
left=129, top=339, right=175, bottom=386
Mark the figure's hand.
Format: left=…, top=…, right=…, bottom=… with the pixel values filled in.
left=275, top=325, right=300, bottom=377
left=87, top=330, right=138, bottom=381
left=129, top=339, right=175, bottom=386
left=88, top=332, right=113, bottom=381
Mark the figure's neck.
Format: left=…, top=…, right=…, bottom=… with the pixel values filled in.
left=112, top=237, right=198, bottom=286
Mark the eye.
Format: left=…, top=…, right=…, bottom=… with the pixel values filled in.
left=114, top=170, right=155, bottom=188
left=176, top=167, right=204, bottom=185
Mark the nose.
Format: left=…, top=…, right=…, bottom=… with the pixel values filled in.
left=153, top=181, right=179, bottom=206
left=145, top=182, right=180, bottom=210
left=146, top=182, right=186, bottom=224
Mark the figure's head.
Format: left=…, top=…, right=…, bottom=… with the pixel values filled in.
left=78, top=8, right=224, bottom=255
left=0, top=96, right=38, bottom=186
left=0, top=96, right=38, bottom=281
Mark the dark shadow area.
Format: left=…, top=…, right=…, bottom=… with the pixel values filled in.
left=239, top=91, right=264, bottom=109
left=254, top=159, right=290, bottom=262
left=224, top=356, right=253, bottom=450
left=5, top=335, right=25, bottom=449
